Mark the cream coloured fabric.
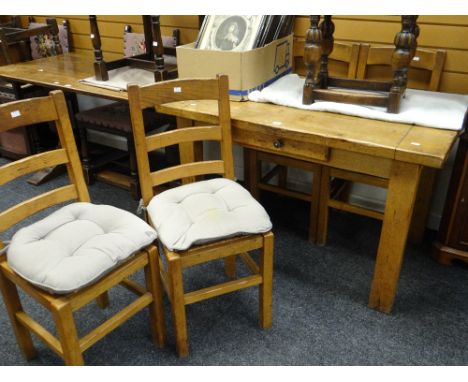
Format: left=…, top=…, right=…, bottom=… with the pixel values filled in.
left=147, top=178, right=272, bottom=251
left=248, top=74, right=468, bottom=131
left=7, top=203, right=157, bottom=294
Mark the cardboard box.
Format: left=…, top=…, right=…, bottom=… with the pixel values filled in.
left=176, top=34, right=293, bottom=101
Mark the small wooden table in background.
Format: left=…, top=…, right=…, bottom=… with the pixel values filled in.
left=0, top=52, right=461, bottom=313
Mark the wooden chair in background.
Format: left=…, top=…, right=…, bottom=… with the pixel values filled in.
left=128, top=75, right=274, bottom=357
left=75, top=18, right=180, bottom=199
left=0, top=91, right=165, bottom=365
left=90, top=15, right=177, bottom=82
left=316, top=45, right=447, bottom=245
left=245, top=40, right=360, bottom=242
left=0, top=17, right=72, bottom=162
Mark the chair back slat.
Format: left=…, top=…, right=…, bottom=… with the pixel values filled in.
left=356, top=44, right=446, bottom=91
left=294, top=40, right=360, bottom=79
left=150, top=161, right=225, bottom=187
left=0, top=149, right=68, bottom=186
left=0, top=97, right=58, bottom=132
left=145, top=125, right=222, bottom=152
left=0, top=90, right=90, bottom=234
left=136, top=78, right=220, bottom=109
left=0, top=185, right=78, bottom=232
left=128, top=74, right=232, bottom=205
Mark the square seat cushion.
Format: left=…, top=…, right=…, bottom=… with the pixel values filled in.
left=7, top=203, right=157, bottom=294
left=147, top=178, right=272, bottom=251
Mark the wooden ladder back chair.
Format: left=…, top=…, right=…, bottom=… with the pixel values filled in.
left=357, top=44, right=446, bottom=91
left=246, top=40, right=360, bottom=243
left=0, top=91, right=166, bottom=365
left=0, top=18, right=61, bottom=65
left=128, top=74, right=274, bottom=357
left=317, top=46, right=447, bottom=245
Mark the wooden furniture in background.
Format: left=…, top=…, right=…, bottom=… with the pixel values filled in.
left=0, top=18, right=63, bottom=160
left=90, top=15, right=177, bottom=82
left=433, top=125, right=468, bottom=265
left=316, top=46, right=447, bottom=246
left=128, top=75, right=274, bottom=357
left=357, top=44, right=446, bottom=91
left=303, top=15, right=420, bottom=113
left=247, top=40, right=360, bottom=242
left=0, top=91, right=166, bottom=365
left=76, top=21, right=180, bottom=198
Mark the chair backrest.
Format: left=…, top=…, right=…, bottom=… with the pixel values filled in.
left=294, top=39, right=360, bottom=79
left=0, top=16, right=21, bottom=29
left=128, top=74, right=233, bottom=205
left=0, top=91, right=89, bottom=241
left=123, top=24, right=180, bottom=58
left=356, top=44, right=446, bottom=91
left=28, top=18, right=71, bottom=59
left=0, top=18, right=62, bottom=64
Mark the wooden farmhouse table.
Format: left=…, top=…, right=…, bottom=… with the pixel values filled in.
left=0, top=52, right=462, bottom=313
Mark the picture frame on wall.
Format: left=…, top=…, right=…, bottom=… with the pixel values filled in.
left=196, top=15, right=267, bottom=51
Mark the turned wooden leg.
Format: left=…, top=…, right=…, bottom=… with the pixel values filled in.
left=303, top=16, right=322, bottom=105
left=318, top=15, right=334, bottom=89
left=259, top=232, right=274, bottom=329
left=166, top=251, right=188, bottom=357
left=145, top=246, right=166, bottom=348
left=369, top=161, right=422, bottom=313
left=52, top=302, right=84, bottom=366
left=389, top=15, right=418, bottom=113
left=89, top=15, right=108, bottom=81
left=0, top=267, right=37, bottom=360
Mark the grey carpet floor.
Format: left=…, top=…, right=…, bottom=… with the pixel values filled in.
left=1, top=158, right=468, bottom=365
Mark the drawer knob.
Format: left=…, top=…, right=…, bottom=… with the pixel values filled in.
left=273, top=139, right=284, bottom=149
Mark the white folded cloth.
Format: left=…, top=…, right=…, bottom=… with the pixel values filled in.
left=248, top=74, right=468, bottom=131
left=79, top=66, right=155, bottom=92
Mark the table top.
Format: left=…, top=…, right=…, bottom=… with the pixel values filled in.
left=0, top=52, right=128, bottom=101
left=0, top=52, right=460, bottom=169
left=159, top=100, right=460, bottom=169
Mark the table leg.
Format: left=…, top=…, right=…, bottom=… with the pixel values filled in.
left=368, top=161, right=422, bottom=313
left=177, top=117, right=204, bottom=184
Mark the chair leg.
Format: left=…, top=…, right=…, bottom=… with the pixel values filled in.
left=278, top=165, right=288, bottom=189
left=0, top=269, right=37, bottom=360
left=244, top=148, right=260, bottom=199
left=316, top=166, right=331, bottom=246
left=259, top=232, right=274, bottom=329
left=96, top=292, right=109, bottom=309
left=308, top=165, right=322, bottom=243
left=127, top=135, right=140, bottom=200
left=52, top=302, right=84, bottom=366
left=167, top=251, right=189, bottom=357
left=144, top=246, right=166, bottom=348
left=224, top=255, right=237, bottom=279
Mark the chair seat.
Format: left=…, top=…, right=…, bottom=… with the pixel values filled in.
left=7, top=202, right=157, bottom=294
left=75, top=102, right=168, bottom=133
left=147, top=178, right=272, bottom=251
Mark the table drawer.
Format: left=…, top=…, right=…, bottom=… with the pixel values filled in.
left=233, top=129, right=329, bottom=162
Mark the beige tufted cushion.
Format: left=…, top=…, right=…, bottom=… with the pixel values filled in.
left=147, top=178, right=272, bottom=251
left=7, top=203, right=157, bottom=294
